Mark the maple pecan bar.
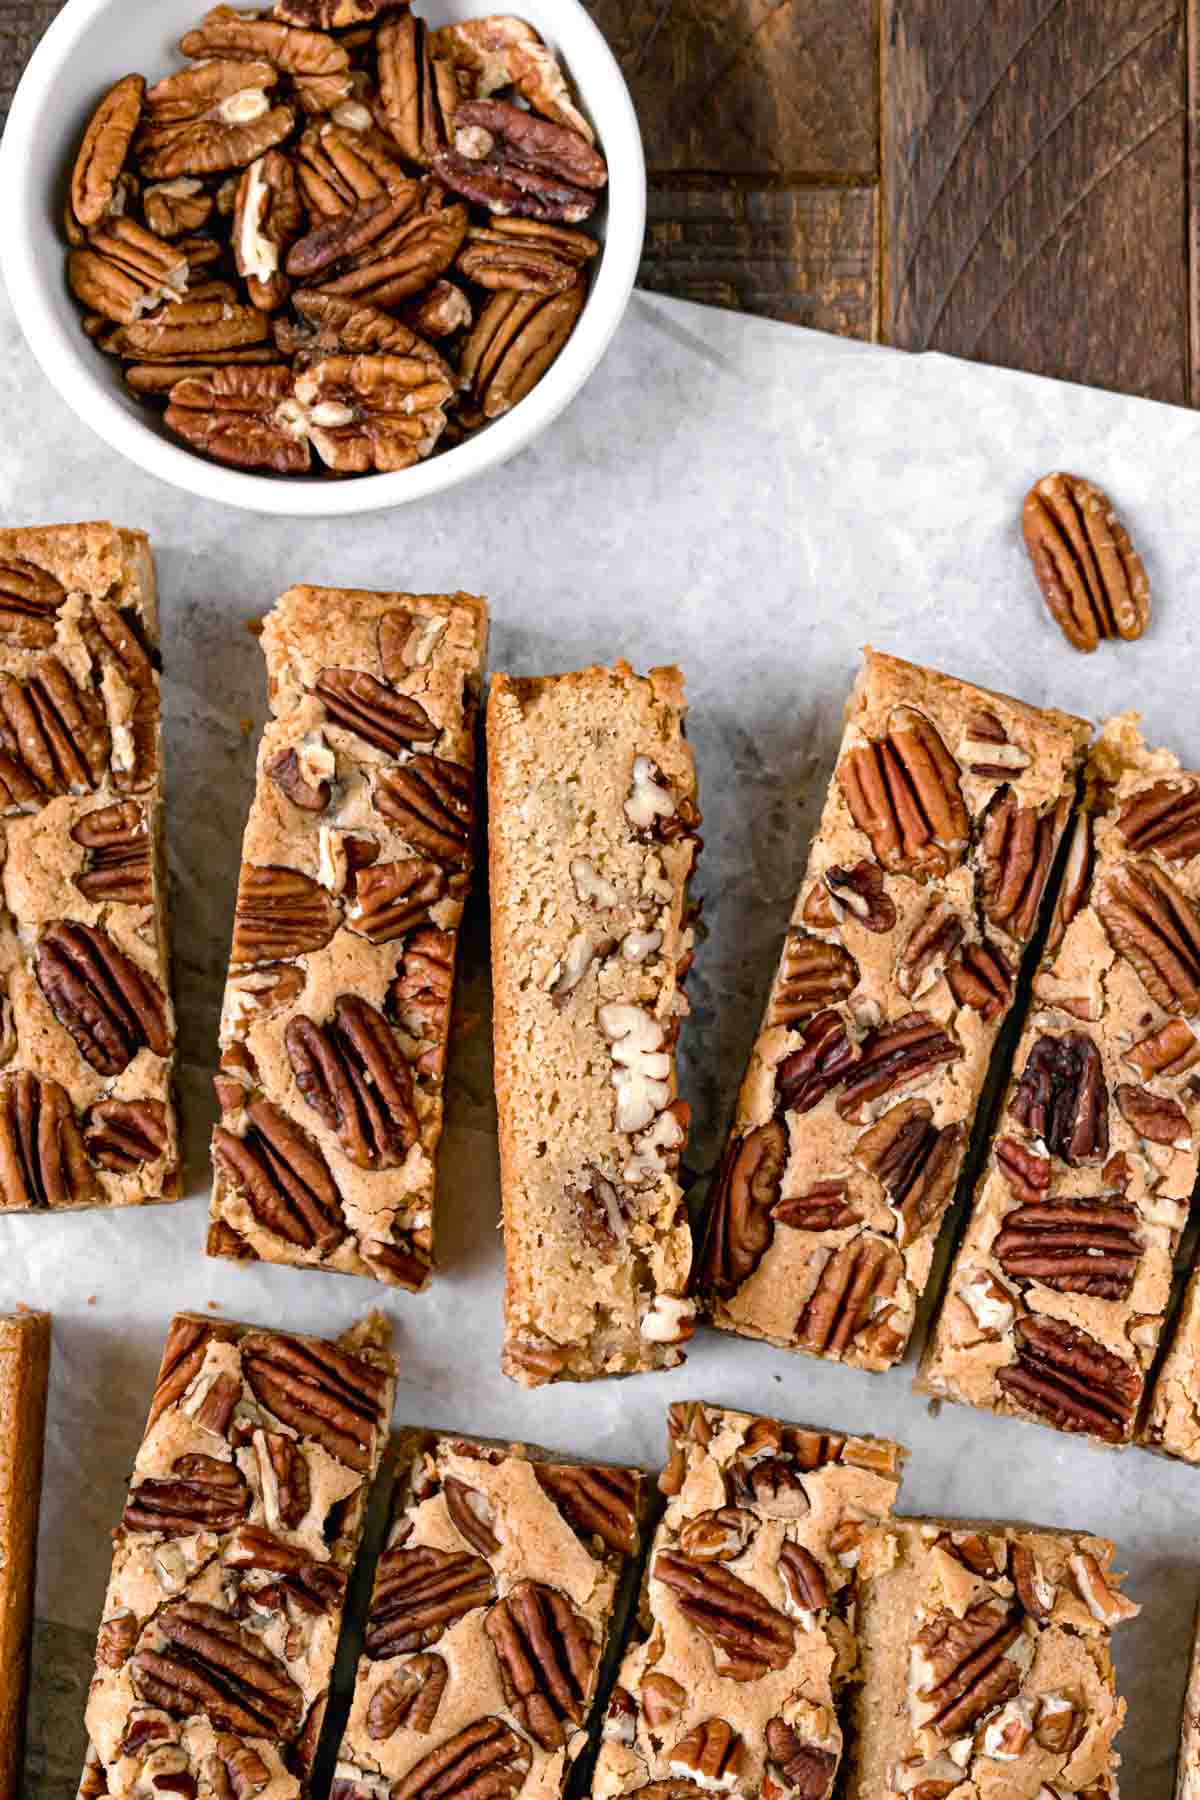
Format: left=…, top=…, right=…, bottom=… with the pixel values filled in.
left=845, top=1518, right=1137, bottom=1799
left=207, top=584, right=488, bottom=1287
left=920, top=716, right=1200, bottom=1445
left=80, top=1309, right=396, bottom=1798
left=591, top=1400, right=905, bottom=1800
left=0, top=522, right=178, bottom=1210
left=487, top=663, right=701, bottom=1385
left=333, top=1427, right=650, bottom=1800
left=0, top=1311, right=50, bottom=1800
left=697, top=648, right=1090, bottom=1371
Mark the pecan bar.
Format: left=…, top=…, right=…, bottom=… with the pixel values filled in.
left=1176, top=1612, right=1200, bottom=1800
left=921, top=716, right=1200, bottom=1445
left=592, top=1400, right=905, bottom=1800
left=0, top=1311, right=50, bottom=1800
left=80, top=1308, right=395, bottom=1797
left=698, top=648, right=1090, bottom=1370
left=333, top=1427, right=649, bottom=1800
left=207, top=585, right=488, bottom=1287
left=487, top=664, right=700, bottom=1385
left=0, top=522, right=178, bottom=1210
left=845, top=1517, right=1137, bottom=1798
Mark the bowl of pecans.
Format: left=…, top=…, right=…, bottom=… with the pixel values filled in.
left=0, top=0, right=645, bottom=514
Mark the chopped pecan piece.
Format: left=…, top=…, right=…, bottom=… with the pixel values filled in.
left=384, top=927, right=453, bottom=1078
left=0, top=553, right=65, bottom=648
left=1009, top=1032, right=1109, bottom=1165
left=85, top=1098, right=169, bottom=1173
left=794, top=1233, right=903, bottom=1358
left=767, top=933, right=859, bottom=1026
left=945, top=939, right=1012, bottom=1021
left=764, top=1718, right=836, bottom=1800
left=224, top=961, right=307, bottom=1030
left=37, top=920, right=171, bottom=1076
left=314, top=665, right=435, bottom=752
left=670, top=1719, right=743, bottom=1787
left=566, top=1164, right=626, bottom=1253
left=231, top=863, right=340, bottom=962
left=815, top=858, right=897, bottom=933
left=775, top=1011, right=856, bottom=1115
left=265, top=744, right=331, bottom=812
left=458, top=217, right=597, bottom=294
left=436, top=99, right=606, bottom=224
left=1096, top=859, right=1200, bottom=1013
left=534, top=1462, right=639, bottom=1556
left=996, top=1315, right=1140, bottom=1441
left=1115, top=1081, right=1191, bottom=1145
left=854, top=1099, right=965, bottom=1243
left=897, top=898, right=962, bottom=998
left=350, top=858, right=446, bottom=942
left=374, top=754, right=474, bottom=864
left=837, top=709, right=968, bottom=879
left=166, top=365, right=310, bottom=474
left=131, top=1599, right=303, bottom=1737
left=285, top=995, right=417, bottom=1168
left=700, top=1119, right=788, bottom=1298
left=89, top=598, right=159, bottom=792
left=1022, top=471, right=1150, bottom=650
left=1125, top=1016, right=1200, bottom=1080
left=836, top=1013, right=960, bottom=1122
left=143, top=176, right=213, bottom=238
left=994, top=1135, right=1052, bottom=1204
left=400, top=279, right=473, bottom=338
left=772, top=1180, right=863, bottom=1232
left=367, top=1653, right=448, bottom=1741
left=289, top=352, right=452, bottom=472
left=442, top=1476, right=498, bottom=1557
left=979, top=791, right=1061, bottom=941
left=485, top=1579, right=597, bottom=1750
left=366, top=1545, right=496, bottom=1657
left=653, top=1552, right=794, bottom=1678
left=1045, top=810, right=1094, bottom=956
left=911, top=1600, right=1022, bottom=1737
left=1118, top=778, right=1200, bottom=861
left=677, top=1507, right=757, bottom=1563
left=0, top=655, right=110, bottom=797
left=994, top=1197, right=1142, bottom=1299
left=252, top=1429, right=311, bottom=1531
left=214, top=1098, right=346, bottom=1255
left=391, top=1719, right=531, bottom=1800
left=233, top=148, right=303, bottom=310
left=778, top=1542, right=828, bottom=1614
left=0, top=1071, right=97, bottom=1209
left=241, top=1326, right=389, bottom=1471
left=71, top=74, right=145, bottom=230
left=458, top=284, right=585, bottom=419
left=377, top=12, right=455, bottom=165
left=124, top=1452, right=250, bottom=1535
left=957, top=708, right=1031, bottom=779
left=95, top=1608, right=138, bottom=1672
left=71, top=799, right=152, bottom=904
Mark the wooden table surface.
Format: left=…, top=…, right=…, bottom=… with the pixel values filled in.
left=3, top=0, right=1194, bottom=403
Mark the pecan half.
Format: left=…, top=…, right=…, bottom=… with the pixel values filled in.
left=400, top=279, right=473, bottom=338
left=1125, top=1017, right=1200, bottom=1081
left=431, top=16, right=595, bottom=142
left=95, top=1608, right=138, bottom=1673
left=979, top=791, right=1061, bottom=942
left=71, top=799, right=152, bottom=904
left=671, top=1720, right=743, bottom=1788
left=367, top=1654, right=448, bottom=1741
left=231, top=863, right=340, bottom=962
left=1096, top=860, right=1200, bottom=1013
left=897, top=898, right=962, bottom=998
left=1118, top=779, right=1200, bottom=862
left=457, top=217, right=597, bottom=294
left=36, top=921, right=171, bottom=1076
left=0, top=1071, right=97, bottom=1209
left=911, top=1600, right=1022, bottom=1737
left=836, top=1013, right=960, bottom=1122
left=0, top=655, right=110, bottom=797
left=68, top=218, right=189, bottom=326
left=214, top=1097, right=346, bottom=1255
left=996, top=1315, right=1141, bottom=1441
left=314, top=666, right=435, bottom=752
left=366, top=1546, right=496, bottom=1657
left=1022, top=472, right=1150, bottom=651
left=391, top=1719, right=531, bottom=1800
left=0, top=553, right=65, bottom=648
left=766, top=933, right=859, bottom=1026
left=764, top=1719, right=836, bottom=1800
left=71, top=74, right=145, bottom=229
left=533, top=1463, right=640, bottom=1556
left=377, top=12, right=455, bottom=165
left=775, top=1010, right=856, bottom=1115
left=485, top=1579, right=597, bottom=1750
left=457, top=284, right=585, bottom=419
left=994, top=1197, right=1142, bottom=1299
left=233, top=149, right=304, bottom=310
left=350, top=858, right=446, bottom=942
left=166, top=365, right=311, bottom=474
left=286, top=995, right=418, bottom=1167
left=778, top=1543, right=828, bottom=1615
left=137, top=62, right=296, bottom=179
left=295, top=119, right=416, bottom=218
left=240, top=1326, right=389, bottom=1470
left=1045, top=811, right=1093, bottom=957
left=836, top=709, right=968, bottom=879
left=144, top=176, right=213, bottom=238
left=853, top=1099, right=965, bottom=1243
left=772, top=1180, right=863, bottom=1232
left=653, top=1552, right=794, bottom=1679
left=374, top=755, right=474, bottom=864
left=957, top=708, right=1032, bottom=780
left=677, top=1508, right=757, bottom=1564
left=699, top=1119, right=788, bottom=1297
left=289, top=353, right=452, bottom=472
left=794, top=1233, right=903, bottom=1358
left=252, top=1429, right=311, bottom=1531
left=287, top=191, right=469, bottom=308
left=131, top=1600, right=303, bottom=1737
left=435, top=99, right=606, bottom=224
left=107, top=285, right=271, bottom=359
left=84, top=1098, right=169, bottom=1173
left=90, top=598, right=159, bottom=792
left=124, top=1453, right=250, bottom=1535
left=1009, top=1032, right=1109, bottom=1165
left=1115, top=1081, right=1191, bottom=1146
left=946, top=940, right=1013, bottom=1021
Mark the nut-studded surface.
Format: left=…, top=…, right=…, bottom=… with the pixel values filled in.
left=0, top=522, right=177, bottom=1211
left=698, top=649, right=1090, bottom=1371
left=334, top=1427, right=647, bottom=1796
left=80, top=1309, right=396, bottom=1799
left=487, top=664, right=700, bottom=1385
left=846, top=1517, right=1137, bottom=1799
left=207, top=584, right=487, bottom=1288
left=922, top=717, right=1200, bottom=1451
left=592, top=1402, right=904, bottom=1800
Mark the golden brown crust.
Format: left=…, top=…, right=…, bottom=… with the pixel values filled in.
left=0, top=1311, right=50, bottom=1800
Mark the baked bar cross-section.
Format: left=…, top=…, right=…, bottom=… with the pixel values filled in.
left=207, top=584, right=488, bottom=1288
left=0, top=521, right=178, bottom=1210
left=592, top=1400, right=906, bottom=1800
left=333, top=1428, right=650, bottom=1800
left=698, top=648, right=1090, bottom=1372
left=80, top=1309, right=396, bottom=1798
left=487, top=662, right=701, bottom=1385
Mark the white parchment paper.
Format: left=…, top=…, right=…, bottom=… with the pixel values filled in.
left=4, top=276, right=1200, bottom=1794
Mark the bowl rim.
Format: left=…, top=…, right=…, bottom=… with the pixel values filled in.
left=0, top=0, right=646, bottom=517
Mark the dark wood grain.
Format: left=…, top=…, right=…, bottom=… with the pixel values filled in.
left=0, top=0, right=61, bottom=123
left=882, top=0, right=1190, bottom=402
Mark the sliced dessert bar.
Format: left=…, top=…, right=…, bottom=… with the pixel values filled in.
left=0, top=1311, right=50, bottom=1800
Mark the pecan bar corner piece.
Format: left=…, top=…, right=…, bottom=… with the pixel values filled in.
left=334, top=1426, right=650, bottom=1795
left=922, top=719, right=1200, bottom=1451
left=82, top=1307, right=396, bottom=1796
left=207, top=585, right=488, bottom=1288
left=0, top=521, right=179, bottom=1214
left=845, top=1517, right=1136, bottom=1800
left=593, top=1400, right=905, bottom=1800
left=486, top=663, right=700, bottom=1385
left=698, top=647, right=1090, bottom=1374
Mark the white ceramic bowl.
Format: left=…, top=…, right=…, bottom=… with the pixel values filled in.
left=0, top=0, right=645, bottom=516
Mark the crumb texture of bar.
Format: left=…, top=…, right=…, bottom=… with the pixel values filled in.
left=207, top=585, right=488, bottom=1288
left=592, top=1401, right=905, bottom=1800
left=698, top=648, right=1090, bottom=1370
left=0, top=1311, right=50, bottom=1800
left=923, top=714, right=1200, bottom=1446
left=81, top=1309, right=395, bottom=1798
left=0, top=522, right=178, bottom=1210
left=1176, top=1616, right=1200, bottom=1800
left=334, top=1428, right=648, bottom=1800
left=846, top=1517, right=1137, bottom=1799
left=487, top=662, right=700, bottom=1385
